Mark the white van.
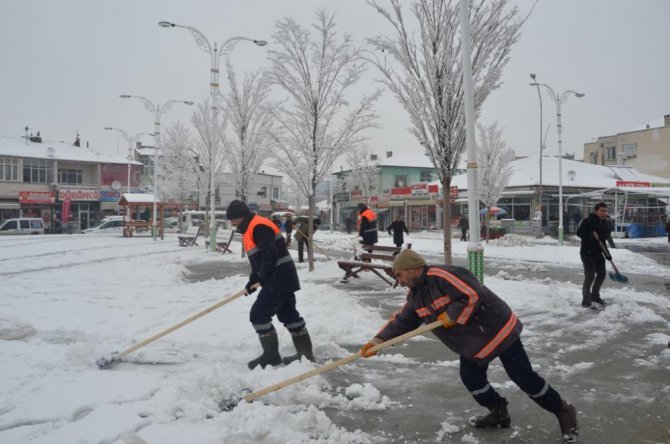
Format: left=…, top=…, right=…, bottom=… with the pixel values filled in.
left=0, top=218, right=45, bottom=235
left=82, top=216, right=124, bottom=234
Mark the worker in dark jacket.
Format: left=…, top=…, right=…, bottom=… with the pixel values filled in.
left=360, top=250, right=578, bottom=443
left=357, top=202, right=378, bottom=247
left=226, top=200, right=315, bottom=369
left=294, top=215, right=321, bottom=263
left=458, top=214, right=469, bottom=241
left=284, top=216, right=293, bottom=247
left=577, top=202, right=615, bottom=308
left=666, top=218, right=670, bottom=243
left=387, top=215, right=409, bottom=248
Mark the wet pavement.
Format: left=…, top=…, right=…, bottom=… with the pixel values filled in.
left=183, top=243, right=670, bottom=443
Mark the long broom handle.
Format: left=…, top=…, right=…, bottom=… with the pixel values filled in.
left=114, top=285, right=257, bottom=361
left=295, top=226, right=332, bottom=261
left=243, top=319, right=443, bottom=402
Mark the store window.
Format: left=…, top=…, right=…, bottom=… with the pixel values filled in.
left=419, top=169, right=433, bottom=183
left=57, top=168, right=83, bottom=185
left=0, top=157, right=19, bottom=181
left=605, top=146, right=616, bottom=160
left=273, top=187, right=279, bottom=199
left=622, top=143, right=637, bottom=158
left=23, top=159, right=51, bottom=183
left=394, top=175, right=407, bottom=187
left=589, top=152, right=598, bottom=164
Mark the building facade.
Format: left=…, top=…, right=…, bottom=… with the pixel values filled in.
left=0, top=136, right=142, bottom=231
left=583, top=114, right=670, bottom=179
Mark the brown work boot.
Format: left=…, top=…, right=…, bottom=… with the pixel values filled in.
left=469, top=398, right=511, bottom=429
left=556, top=400, right=579, bottom=443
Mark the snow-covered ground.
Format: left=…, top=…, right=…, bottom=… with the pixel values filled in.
left=1, top=231, right=669, bottom=443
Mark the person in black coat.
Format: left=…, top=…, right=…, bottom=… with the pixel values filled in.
left=665, top=218, right=670, bottom=243
left=284, top=216, right=293, bottom=247
left=458, top=214, right=469, bottom=241
left=226, top=200, right=315, bottom=369
left=387, top=216, right=409, bottom=247
left=577, top=202, right=615, bottom=308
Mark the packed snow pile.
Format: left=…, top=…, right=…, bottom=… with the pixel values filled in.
left=0, top=318, right=36, bottom=341
left=487, top=234, right=533, bottom=247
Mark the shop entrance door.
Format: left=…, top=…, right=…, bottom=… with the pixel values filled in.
left=79, top=206, right=90, bottom=230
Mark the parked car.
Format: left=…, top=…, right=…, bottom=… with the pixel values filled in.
left=82, top=216, right=124, bottom=234
left=0, top=217, right=45, bottom=235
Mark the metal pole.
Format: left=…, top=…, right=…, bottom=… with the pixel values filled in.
left=153, top=107, right=161, bottom=241
left=209, top=46, right=218, bottom=251
left=329, top=178, right=334, bottom=233
left=459, top=0, right=483, bottom=281
left=556, top=97, right=564, bottom=245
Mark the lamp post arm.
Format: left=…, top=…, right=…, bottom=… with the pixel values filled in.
left=174, top=24, right=213, bottom=55
left=218, top=36, right=257, bottom=58
left=128, top=95, right=157, bottom=113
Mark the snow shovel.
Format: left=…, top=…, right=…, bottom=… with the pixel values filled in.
left=220, top=319, right=443, bottom=410
left=96, top=284, right=259, bottom=369
left=593, top=231, right=628, bottom=283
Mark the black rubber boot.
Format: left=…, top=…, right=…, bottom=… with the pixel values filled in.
left=469, top=398, right=511, bottom=429
left=282, top=328, right=315, bottom=365
left=591, top=295, right=606, bottom=305
left=248, top=331, right=282, bottom=370
left=581, top=297, right=597, bottom=309
left=556, top=400, right=579, bottom=443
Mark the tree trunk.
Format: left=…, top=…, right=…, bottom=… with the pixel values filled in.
left=442, top=177, right=453, bottom=265
left=307, top=195, right=315, bottom=272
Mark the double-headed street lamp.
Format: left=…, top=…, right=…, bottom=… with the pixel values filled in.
left=119, top=94, right=194, bottom=240
left=159, top=20, right=267, bottom=251
left=529, top=74, right=544, bottom=223
left=528, top=82, right=584, bottom=245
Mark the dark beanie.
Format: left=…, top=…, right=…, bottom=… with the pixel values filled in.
left=226, top=200, right=250, bottom=220
left=357, top=202, right=366, bottom=212
left=392, top=249, right=426, bottom=272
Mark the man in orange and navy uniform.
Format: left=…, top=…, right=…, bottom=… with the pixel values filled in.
left=360, top=249, right=579, bottom=443
left=357, top=202, right=378, bottom=247
left=226, top=200, right=315, bottom=370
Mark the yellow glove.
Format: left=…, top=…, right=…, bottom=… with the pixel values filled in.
left=360, top=337, right=383, bottom=358
left=438, top=312, right=456, bottom=328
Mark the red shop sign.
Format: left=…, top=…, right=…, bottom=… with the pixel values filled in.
left=19, top=191, right=55, bottom=204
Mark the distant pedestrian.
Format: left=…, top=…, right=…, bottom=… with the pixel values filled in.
left=294, top=216, right=321, bottom=263
left=284, top=216, right=293, bottom=247
left=271, top=215, right=282, bottom=229
left=458, top=214, right=469, bottom=241
left=360, top=250, right=579, bottom=443
left=665, top=218, right=670, bottom=243
left=572, top=212, right=581, bottom=234
left=386, top=216, right=409, bottom=248
left=577, top=202, right=615, bottom=308
left=344, top=217, right=354, bottom=235
left=357, top=202, right=378, bottom=248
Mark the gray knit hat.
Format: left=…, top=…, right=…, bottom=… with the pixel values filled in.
left=392, top=249, right=426, bottom=271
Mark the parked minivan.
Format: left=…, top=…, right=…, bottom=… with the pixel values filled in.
left=0, top=218, right=45, bottom=235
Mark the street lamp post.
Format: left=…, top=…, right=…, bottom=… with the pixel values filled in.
left=528, top=82, right=584, bottom=245
left=529, top=74, right=543, bottom=224
left=159, top=21, right=267, bottom=252
left=119, top=95, right=193, bottom=240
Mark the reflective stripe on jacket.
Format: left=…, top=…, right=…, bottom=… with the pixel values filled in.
left=375, top=265, right=522, bottom=364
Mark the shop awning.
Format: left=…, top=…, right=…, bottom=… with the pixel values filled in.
left=0, top=202, right=20, bottom=210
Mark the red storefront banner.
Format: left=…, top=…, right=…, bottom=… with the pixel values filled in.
left=19, top=191, right=56, bottom=204
left=450, top=186, right=459, bottom=199
left=350, top=189, right=363, bottom=198
left=62, top=198, right=71, bottom=225
left=391, top=186, right=411, bottom=197
left=59, top=188, right=101, bottom=201
left=101, top=163, right=141, bottom=188
left=616, top=180, right=651, bottom=187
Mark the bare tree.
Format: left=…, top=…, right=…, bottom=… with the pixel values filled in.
left=366, top=0, right=522, bottom=264
left=266, top=10, right=381, bottom=270
left=191, top=98, right=227, bottom=229
left=476, top=122, right=514, bottom=242
left=221, top=61, right=274, bottom=203
left=160, top=122, right=199, bottom=208
left=343, top=145, right=380, bottom=198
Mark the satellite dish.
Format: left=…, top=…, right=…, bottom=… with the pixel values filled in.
left=111, top=180, right=122, bottom=191
left=567, top=170, right=576, bottom=181
left=46, top=147, right=55, bottom=158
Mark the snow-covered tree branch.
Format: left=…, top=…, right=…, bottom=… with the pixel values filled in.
left=266, top=9, right=381, bottom=270
left=343, top=145, right=380, bottom=198
left=159, top=122, right=199, bottom=206
left=221, top=61, right=274, bottom=203
left=366, top=0, right=522, bottom=263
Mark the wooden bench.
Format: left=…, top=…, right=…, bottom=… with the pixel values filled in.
left=123, top=220, right=152, bottom=237
left=177, top=224, right=202, bottom=247
left=337, top=243, right=412, bottom=286
left=205, top=229, right=236, bottom=253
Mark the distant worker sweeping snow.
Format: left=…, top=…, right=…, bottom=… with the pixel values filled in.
left=360, top=249, right=579, bottom=443
left=577, top=202, right=615, bottom=308
left=226, top=200, right=315, bottom=369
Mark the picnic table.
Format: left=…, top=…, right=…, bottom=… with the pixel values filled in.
left=337, top=243, right=412, bottom=286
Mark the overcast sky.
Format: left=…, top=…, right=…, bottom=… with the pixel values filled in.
left=1, top=0, right=669, bottom=165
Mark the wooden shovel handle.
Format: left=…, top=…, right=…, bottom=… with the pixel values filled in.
left=243, top=319, right=444, bottom=402
left=114, top=285, right=257, bottom=361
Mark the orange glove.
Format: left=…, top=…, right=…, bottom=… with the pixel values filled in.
left=360, top=337, right=383, bottom=358
left=438, top=312, right=456, bottom=328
